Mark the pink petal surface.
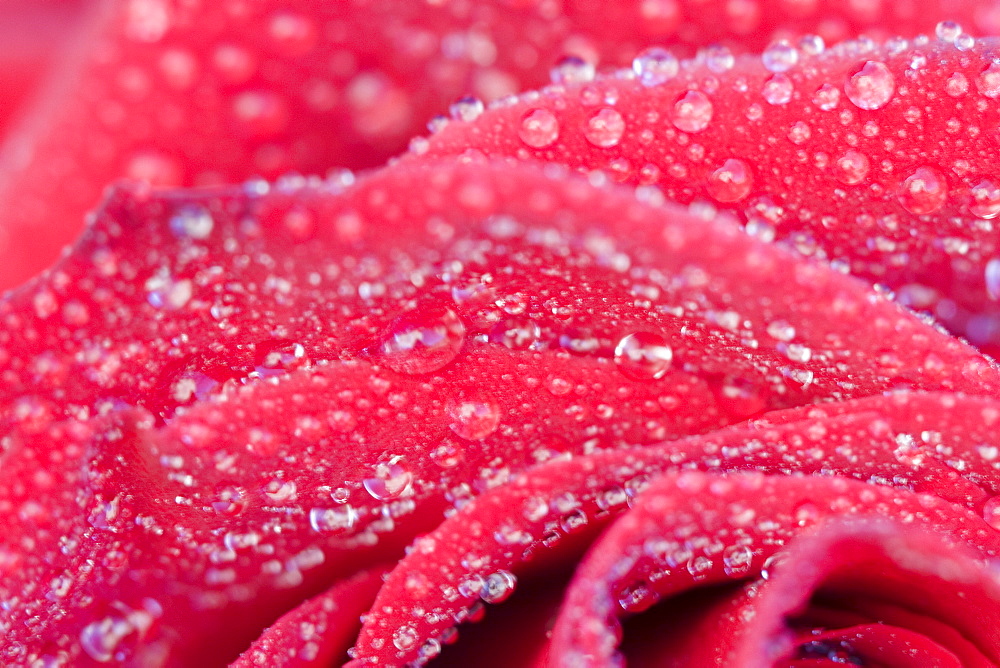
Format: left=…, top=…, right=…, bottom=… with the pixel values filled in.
left=548, top=473, right=1000, bottom=665
left=411, top=35, right=1000, bottom=353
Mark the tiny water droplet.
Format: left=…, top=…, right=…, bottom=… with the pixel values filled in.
left=632, top=47, right=679, bottom=86
left=897, top=166, right=948, bottom=215
left=845, top=61, right=895, bottom=110
left=722, top=545, right=754, bottom=577
left=706, top=158, right=753, bottom=202
left=812, top=83, right=840, bottom=110
left=670, top=91, right=713, bottom=133
left=584, top=108, right=626, bottom=148
left=550, top=55, right=595, bottom=84
left=618, top=581, right=659, bottom=612
left=378, top=303, right=466, bottom=375
left=518, top=108, right=560, bottom=148
left=614, top=332, right=673, bottom=380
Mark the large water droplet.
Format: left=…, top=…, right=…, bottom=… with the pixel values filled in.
left=985, top=258, right=1000, bottom=301
left=706, top=159, right=753, bottom=202
left=632, top=47, right=679, bottom=86
left=518, top=108, right=560, bottom=148
left=378, top=303, right=466, bottom=374
left=363, top=458, right=414, bottom=500
left=897, top=166, right=948, bottom=215
left=614, top=332, right=673, bottom=380
left=935, top=20, right=963, bottom=43
left=983, top=496, right=1000, bottom=530
left=480, top=570, right=517, bottom=603
left=489, top=316, right=540, bottom=349
left=704, top=45, right=735, bottom=73
left=584, top=108, right=626, bottom=148
left=671, top=91, right=713, bottom=133
left=845, top=61, right=895, bottom=110
left=447, top=397, right=501, bottom=440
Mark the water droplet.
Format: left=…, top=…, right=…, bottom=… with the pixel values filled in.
left=945, top=72, right=969, bottom=97
left=309, top=505, right=357, bottom=533
left=787, top=121, right=810, bottom=145
left=704, top=45, right=735, bottom=73
left=550, top=55, right=595, bottom=84
left=584, top=108, right=626, bottom=148
left=632, top=47, right=679, bottom=86
left=845, top=61, right=895, bottom=110
left=833, top=150, right=870, bottom=185
left=983, top=496, right=1000, bottom=530
left=145, top=272, right=193, bottom=310
left=618, top=581, right=659, bottom=612
left=812, top=83, right=840, bottom=110
left=970, top=179, right=1000, bottom=219
left=169, top=204, right=214, bottom=239
left=378, top=303, right=466, bottom=375
left=211, top=485, right=246, bottom=515
left=935, top=20, right=963, bottom=43
left=489, top=316, right=540, bottom=349
left=762, top=40, right=798, bottom=73
left=614, top=332, right=673, bottom=380
left=263, top=477, right=297, bottom=503
left=670, top=91, right=713, bottom=133
left=363, top=458, right=413, bottom=500
left=393, top=625, right=419, bottom=651
left=722, top=545, right=754, bottom=577
left=706, top=159, right=753, bottom=202
left=480, top=570, right=517, bottom=603
left=798, top=34, right=825, bottom=56
left=518, top=108, right=560, bottom=148
left=762, top=73, right=793, bottom=105
left=985, top=258, right=1000, bottom=301
left=977, top=63, right=1000, bottom=98
left=447, top=397, right=501, bottom=440
left=449, top=95, right=484, bottom=122
left=897, top=166, right=948, bottom=215
left=254, top=341, right=309, bottom=379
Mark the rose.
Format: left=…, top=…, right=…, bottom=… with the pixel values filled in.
left=3, top=1, right=1000, bottom=666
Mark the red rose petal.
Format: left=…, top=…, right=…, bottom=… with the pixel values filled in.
left=230, top=566, right=387, bottom=668
left=349, top=392, right=1000, bottom=663
left=730, top=521, right=1000, bottom=667
left=4, top=159, right=995, bottom=426
left=2, top=2, right=997, bottom=290
left=547, top=473, right=1000, bottom=665
left=411, top=35, right=1000, bottom=353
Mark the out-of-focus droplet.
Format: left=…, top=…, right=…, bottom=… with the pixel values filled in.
left=762, top=40, right=798, bottom=72
left=935, top=20, right=963, bottom=43
left=614, top=332, right=673, bottom=380
left=762, top=74, right=793, bottom=105
left=845, top=61, right=895, bottom=110
left=550, top=55, right=596, bottom=84
left=480, top=570, right=517, bottom=603
left=449, top=96, right=485, bottom=122
left=812, top=83, right=840, bottom=110
left=632, top=47, right=679, bottom=86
